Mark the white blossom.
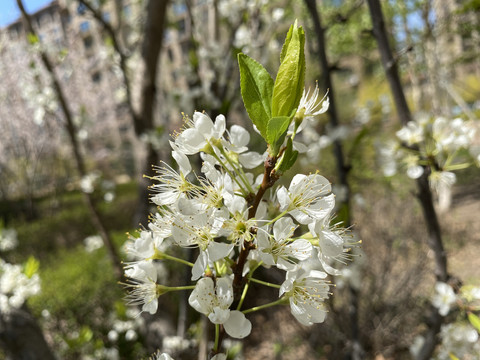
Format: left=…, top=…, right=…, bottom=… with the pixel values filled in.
left=124, top=261, right=159, bottom=315
left=280, top=268, right=330, bottom=326
left=256, top=217, right=312, bottom=271
left=431, top=282, right=456, bottom=316
left=276, top=173, right=335, bottom=225
left=188, top=277, right=251, bottom=338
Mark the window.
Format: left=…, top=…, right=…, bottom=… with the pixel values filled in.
left=102, top=11, right=111, bottom=23
left=123, top=4, right=132, bottom=19
left=83, top=35, right=94, bottom=49
left=77, top=3, right=87, bottom=15
left=80, top=21, right=90, bottom=33
left=173, top=3, right=187, bottom=15
left=177, top=19, right=185, bottom=35
left=91, top=72, right=102, bottom=83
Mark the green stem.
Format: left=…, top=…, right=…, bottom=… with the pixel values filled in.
left=213, top=323, right=220, bottom=352
left=443, top=149, right=459, bottom=169
left=237, top=261, right=263, bottom=310
left=266, top=209, right=290, bottom=226
left=249, top=277, right=281, bottom=288
left=242, top=297, right=287, bottom=314
left=218, top=146, right=254, bottom=193
left=210, top=149, right=248, bottom=195
left=237, top=281, right=250, bottom=311
left=445, top=162, right=471, bottom=171
left=154, top=251, right=194, bottom=267
left=169, top=285, right=196, bottom=291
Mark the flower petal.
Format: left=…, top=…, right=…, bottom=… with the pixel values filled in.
left=223, top=310, right=251, bottom=338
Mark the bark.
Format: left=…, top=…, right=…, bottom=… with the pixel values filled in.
left=303, top=1, right=361, bottom=358
left=133, top=0, right=169, bottom=226
left=0, top=307, right=56, bottom=360
left=366, top=1, right=451, bottom=359
left=16, top=0, right=123, bottom=281
left=367, top=0, right=413, bottom=126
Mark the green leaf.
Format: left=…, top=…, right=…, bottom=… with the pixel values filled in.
left=279, top=24, right=294, bottom=63
left=267, top=116, right=291, bottom=156
left=238, top=53, right=274, bottom=140
left=272, top=21, right=306, bottom=118
left=449, top=353, right=460, bottom=360
left=24, top=256, right=40, bottom=279
left=277, top=137, right=298, bottom=173
left=468, top=312, right=480, bottom=333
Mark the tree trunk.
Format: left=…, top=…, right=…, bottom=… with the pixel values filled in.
left=366, top=1, right=451, bottom=359
left=133, top=0, right=169, bottom=226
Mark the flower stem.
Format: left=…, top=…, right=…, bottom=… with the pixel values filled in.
left=154, top=251, right=194, bottom=267
left=266, top=209, right=289, bottom=226
left=218, top=146, right=254, bottom=193
left=242, top=297, right=287, bottom=314
left=213, top=324, right=220, bottom=352
left=169, top=285, right=196, bottom=291
left=237, top=261, right=263, bottom=310
left=210, top=149, right=248, bottom=195
left=249, top=277, right=281, bottom=288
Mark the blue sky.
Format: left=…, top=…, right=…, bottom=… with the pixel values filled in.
left=0, top=0, right=52, bottom=27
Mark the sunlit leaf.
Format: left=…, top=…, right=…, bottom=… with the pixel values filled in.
left=238, top=53, right=274, bottom=140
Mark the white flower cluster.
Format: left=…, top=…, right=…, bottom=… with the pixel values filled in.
left=0, top=259, right=41, bottom=313
left=431, top=282, right=480, bottom=317
left=124, top=108, right=356, bottom=341
left=412, top=283, right=480, bottom=359
left=436, top=322, right=480, bottom=360
left=379, top=116, right=479, bottom=191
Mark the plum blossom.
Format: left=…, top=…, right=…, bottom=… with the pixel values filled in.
left=431, top=282, right=456, bottom=316
left=124, top=261, right=159, bottom=315
left=280, top=268, right=331, bottom=326
left=295, top=84, right=329, bottom=131
left=256, top=217, right=312, bottom=270
left=0, top=259, right=41, bottom=313
left=188, top=277, right=251, bottom=338
left=171, top=209, right=233, bottom=280
left=174, top=112, right=225, bottom=155
left=276, top=173, right=335, bottom=225
left=308, top=213, right=355, bottom=275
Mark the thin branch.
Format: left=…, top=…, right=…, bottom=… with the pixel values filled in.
left=16, top=0, right=124, bottom=281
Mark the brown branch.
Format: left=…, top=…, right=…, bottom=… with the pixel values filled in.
left=366, top=0, right=413, bottom=126
left=16, top=0, right=124, bottom=282
left=213, top=155, right=279, bottom=356
left=366, top=1, right=451, bottom=358
left=133, top=0, right=169, bottom=226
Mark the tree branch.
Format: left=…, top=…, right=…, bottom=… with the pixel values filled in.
left=366, top=1, right=452, bottom=358
left=16, top=0, right=124, bottom=282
